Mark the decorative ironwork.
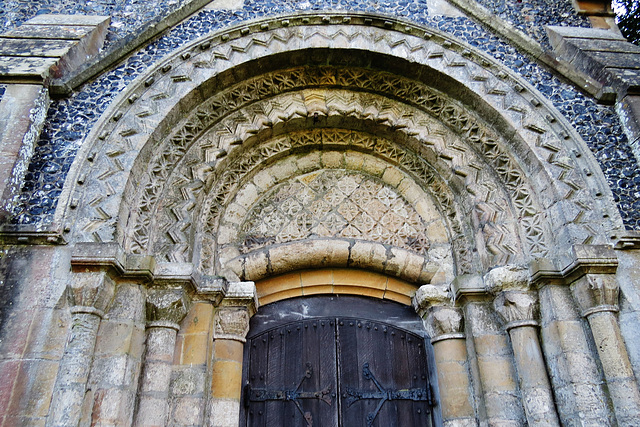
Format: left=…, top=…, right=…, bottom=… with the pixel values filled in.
left=247, top=362, right=332, bottom=426
left=345, top=363, right=431, bottom=427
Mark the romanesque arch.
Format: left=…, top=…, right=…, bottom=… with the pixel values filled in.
left=41, top=12, right=639, bottom=427
left=58, top=12, right=621, bottom=278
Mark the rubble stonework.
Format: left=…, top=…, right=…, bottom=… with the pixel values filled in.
left=0, top=1, right=640, bottom=426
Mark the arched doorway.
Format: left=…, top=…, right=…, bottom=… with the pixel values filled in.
left=240, top=295, right=441, bottom=427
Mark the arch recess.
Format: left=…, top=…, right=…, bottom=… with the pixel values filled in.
left=57, top=12, right=621, bottom=281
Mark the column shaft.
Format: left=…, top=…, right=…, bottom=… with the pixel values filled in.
left=134, top=324, right=179, bottom=427
left=507, top=325, right=559, bottom=426
left=432, top=338, right=476, bottom=426
left=46, top=310, right=101, bottom=427
left=538, top=284, right=613, bottom=425
left=464, top=302, right=524, bottom=426
left=586, top=310, right=640, bottom=424
left=208, top=338, right=245, bottom=427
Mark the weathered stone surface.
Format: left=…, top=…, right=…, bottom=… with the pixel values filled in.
left=0, top=14, right=109, bottom=81
left=146, top=288, right=190, bottom=326
left=2, top=5, right=640, bottom=427
left=0, top=84, right=49, bottom=220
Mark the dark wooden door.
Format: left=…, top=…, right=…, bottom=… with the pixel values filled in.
left=243, top=305, right=435, bottom=427
left=245, top=319, right=339, bottom=426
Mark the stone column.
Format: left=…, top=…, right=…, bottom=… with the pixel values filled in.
left=571, top=273, right=640, bottom=424
left=486, top=266, right=560, bottom=427
left=46, top=270, right=115, bottom=427
left=452, top=274, right=525, bottom=426
left=530, top=257, right=614, bottom=425
left=414, top=285, right=477, bottom=427
left=134, top=288, right=189, bottom=427
left=207, top=282, right=257, bottom=427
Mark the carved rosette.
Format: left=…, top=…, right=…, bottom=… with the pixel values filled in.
left=413, top=284, right=465, bottom=343
left=146, top=288, right=190, bottom=330
left=213, top=307, right=251, bottom=343
left=571, top=273, right=620, bottom=317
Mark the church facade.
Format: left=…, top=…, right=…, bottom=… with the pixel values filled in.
left=0, top=0, right=640, bottom=425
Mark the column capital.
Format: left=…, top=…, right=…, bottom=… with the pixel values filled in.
left=213, top=282, right=258, bottom=343
left=67, top=270, right=115, bottom=318
left=493, top=291, right=539, bottom=329
left=146, top=288, right=190, bottom=329
left=413, top=284, right=451, bottom=316
left=414, top=285, right=465, bottom=343
left=571, top=273, right=619, bottom=317
left=484, top=264, right=530, bottom=293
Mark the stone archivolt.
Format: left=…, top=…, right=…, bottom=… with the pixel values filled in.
left=58, top=17, right=620, bottom=282
left=141, top=78, right=536, bottom=276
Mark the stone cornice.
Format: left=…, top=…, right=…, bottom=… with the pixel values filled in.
left=70, top=242, right=229, bottom=303
left=530, top=244, right=618, bottom=287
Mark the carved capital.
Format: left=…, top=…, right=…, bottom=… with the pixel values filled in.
left=571, top=273, right=619, bottom=317
left=220, top=281, right=258, bottom=314
left=146, top=288, right=190, bottom=328
left=213, top=307, right=251, bottom=342
left=484, top=264, right=530, bottom=294
left=67, top=270, right=116, bottom=317
left=493, top=291, right=538, bottom=329
left=414, top=285, right=465, bottom=342
left=413, top=285, right=450, bottom=317
left=425, top=306, right=465, bottom=343
left=212, top=282, right=257, bottom=342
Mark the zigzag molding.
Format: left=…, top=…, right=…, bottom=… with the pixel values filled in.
left=58, top=15, right=619, bottom=273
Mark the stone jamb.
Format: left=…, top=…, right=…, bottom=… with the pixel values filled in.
left=133, top=288, right=190, bottom=427
left=451, top=273, right=525, bottom=426
left=413, top=284, right=477, bottom=426
left=46, top=266, right=116, bottom=427
left=487, top=265, right=561, bottom=427
left=529, top=248, right=624, bottom=425
left=563, top=246, right=640, bottom=425
left=207, top=281, right=257, bottom=427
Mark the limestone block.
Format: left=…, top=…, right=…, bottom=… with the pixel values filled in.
left=0, top=84, right=49, bottom=217
left=211, top=360, right=243, bottom=399
left=0, top=14, right=110, bottom=81
left=208, top=399, right=240, bottom=427
left=140, top=361, right=173, bottom=393
left=146, top=327, right=180, bottom=363
left=348, top=240, right=388, bottom=271
left=170, top=367, right=207, bottom=396
left=171, top=396, right=204, bottom=425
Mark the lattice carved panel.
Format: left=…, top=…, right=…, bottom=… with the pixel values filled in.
left=239, top=170, right=432, bottom=255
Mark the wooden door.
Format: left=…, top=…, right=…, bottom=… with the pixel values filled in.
left=242, top=297, right=437, bottom=427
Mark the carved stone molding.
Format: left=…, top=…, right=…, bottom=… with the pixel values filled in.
left=213, top=281, right=257, bottom=343
left=67, top=270, right=116, bottom=318
left=69, top=242, right=228, bottom=304
left=213, top=307, right=251, bottom=343
left=484, top=264, right=530, bottom=293
left=58, top=14, right=618, bottom=276
left=414, top=285, right=465, bottom=342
